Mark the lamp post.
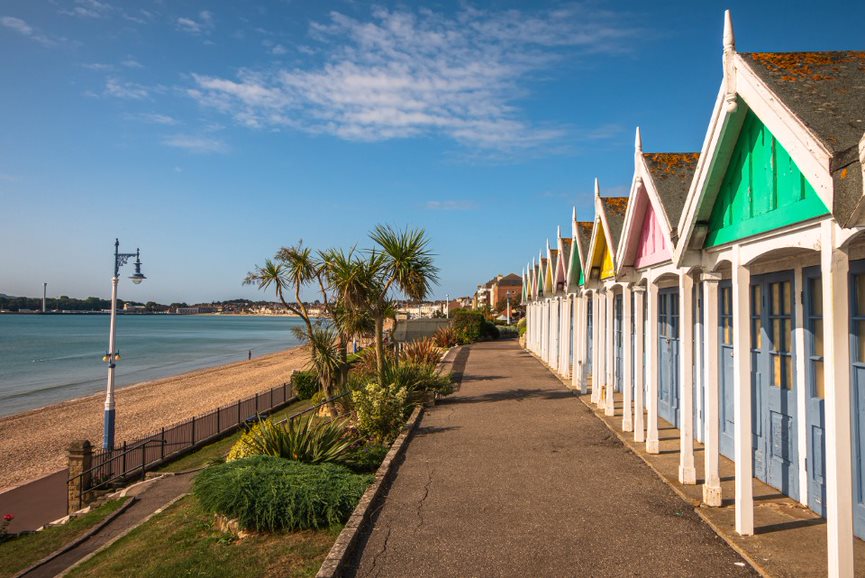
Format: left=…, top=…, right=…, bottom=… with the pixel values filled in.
left=506, top=290, right=512, bottom=325
left=102, top=238, right=146, bottom=450
left=445, top=293, right=449, bottom=319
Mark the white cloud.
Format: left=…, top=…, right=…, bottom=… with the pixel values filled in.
left=271, top=44, right=287, bottom=55
left=163, top=134, right=228, bottom=154
left=126, top=112, right=177, bottom=125
left=177, top=10, right=214, bottom=35
left=122, top=58, right=143, bottom=69
left=425, top=200, right=477, bottom=211
left=81, top=62, right=113, bottom=71
left=60, top=0, right=114, bottom=19
left=184, top=5, right=635, bottom=152
left=1, top=16, right=57, bottom=46
left=104, top=78, right=149, bottom=99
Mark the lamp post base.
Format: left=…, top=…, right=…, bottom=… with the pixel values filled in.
left=103, top=407, right=116, bottom=450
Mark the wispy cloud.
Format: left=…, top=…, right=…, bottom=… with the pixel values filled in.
left=104, top=78, right=149, bottom=99
left=60, top=0, right=114, bottom=19
left=122, top=58, right=143, bottom=69
left=176, top=10, right=214, bottom=35
left=184, top=5, right=636, bottom=152
left=425, top=200, right=477, bottom=211
left=1, top=16, right=59, bottom=46
left=126, top=112, right=177, bottom=125
left=162, top=134, right=228, bottom=154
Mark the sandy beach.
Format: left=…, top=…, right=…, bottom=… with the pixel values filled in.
left=0, top=346, right=308, bottom=493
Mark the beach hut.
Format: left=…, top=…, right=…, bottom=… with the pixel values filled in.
left=615, top=126, right=700, bottom=485
left=571, top=215, right=595, bottom=392
left=673, top=11, right=865, bottom=573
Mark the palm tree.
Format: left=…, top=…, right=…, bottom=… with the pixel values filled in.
left=368, top=225, right=439, bottom=383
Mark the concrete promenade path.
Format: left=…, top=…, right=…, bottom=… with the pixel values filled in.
left=349, top=341, right=756, bottom=577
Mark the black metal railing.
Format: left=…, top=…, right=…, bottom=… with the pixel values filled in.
left=68, top=381, right=294, bottom=510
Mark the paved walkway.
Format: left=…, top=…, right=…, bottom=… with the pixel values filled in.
left=349, top=341, right=755, bottom=577
left=21, top=472, right=193, bottom=578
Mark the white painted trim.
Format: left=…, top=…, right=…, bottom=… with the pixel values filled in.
left=793, top=265, right=809, bottom=506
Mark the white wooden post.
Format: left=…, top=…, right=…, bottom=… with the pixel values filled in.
left=679, top=271, right=697, bottom=484
left=702, top=272, right=723, bottom=506
left=560, top=297, right=569, bottom=376
left=549, top=297, right=558, bottom=368
left=541, top=299, right=548, bottom=361
left=732, top=246, right=754, bottom=536
left=622, top=284, right=633, bottom=431
left=605, top=287, right=616, bottom=416
left=793, top=265, right=809, bottom=505
left=572, top=293, right=583, bottom=390
left=646, top=281, right=660, bottom=454
left=634, top=286, right=646, bottom=443
left=598, top=290, right=608, bottom=407
left=695, top=279, right=704, bottom=443
left=820, top=222, right=854, bottom=577
left=592, top=291, right=602, bottom=404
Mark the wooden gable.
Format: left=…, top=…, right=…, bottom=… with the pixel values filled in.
left=705, top=110, right=829, bottom=247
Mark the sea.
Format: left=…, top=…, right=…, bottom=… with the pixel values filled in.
left=0, top=314, right=306, bottom=418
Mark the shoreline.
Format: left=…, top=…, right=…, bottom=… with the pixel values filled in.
left=0, top=345, right=308, bottom=493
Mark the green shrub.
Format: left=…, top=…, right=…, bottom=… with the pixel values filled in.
left=451, top=309, right=499, bottom=344
left=399, top=337, right=442, bottom=366
left=194, top=456, right=373, bottom=531
left=227, top=414, right=355, bottom=464
left=291, top=370, right=319, bottom=400
left=346, top=443, right=390, bottom=473
left=517, top=317, right=527, bottom=336
left=386, top=362, right=454, bottom=397
left=352, top=383, right=408, bottom=444
left=497, top=325, right=519, bottom=338
left=433, top=326, right=458, bottom=348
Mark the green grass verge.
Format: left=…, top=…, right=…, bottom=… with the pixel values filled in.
left=67, top=495, right=338, bottom=578
left=158, top=399, right=312, bottom=473
left=0, top=498, right=130, bottom=578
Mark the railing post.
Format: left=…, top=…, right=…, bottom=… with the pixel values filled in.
left=237, top=399, right=241, bottom=425
left=255, top=393, right=259, bottom=415
left=141, top=442, right=146, bottom=478
left=270, top=387, right=274, bottom=410
left=216, top=407, right=221, bottom=433
left=67, top=440, right=92, bottom=514
left=191, top=416, right=196, bottom=446
left=122, top=441, right=127, bottom=475
left=160, top=428, right=165, bottom=460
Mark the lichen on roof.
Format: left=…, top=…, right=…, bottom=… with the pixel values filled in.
left=747, top=51, right=865, bottom=83
left=602, top=196, right=629, bottom=216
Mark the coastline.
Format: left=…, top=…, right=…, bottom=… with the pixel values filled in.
left=0, top=345, right=308, bottom=493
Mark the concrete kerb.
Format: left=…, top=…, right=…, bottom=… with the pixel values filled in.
left=523, top=345, right=767, bottom=577
left=316, top=405, right=424, bottom=578
left=11, top=496, right=137, bottom=578
left=56, top=492, right=190, bottom=578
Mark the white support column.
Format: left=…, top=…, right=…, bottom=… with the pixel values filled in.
left=597, top=290, right=608, bottom=407
left=695, top=280, right=704, bottom=443
left=592, top=291, right=602, bottom=404
left=572, top=293, right=582, bottom=390
left=605, top=287, right=615, bottom=416
left=821, top=222, right=854, bottom=578
left=732, top=246, right=754, bottom=536
left=679, top=271, right=697, bottom=485
left=703, top=273, right=723, bottom=506
left=541, top=300, right=548, bottom=361
left=622, top=284, right=633, bottom=431
left=551, top=297, right=556, bottom=367
left=561, top=297, right=572, bottom=378
left=633, top=286, right=646, bottom=443
left=646, top=282, right=660, bottom=454
left=793, top=265, right=809, bottom=505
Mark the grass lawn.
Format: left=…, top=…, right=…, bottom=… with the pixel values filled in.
left=0, top=498, right=130, bottom=578
left=158, top=398, right=312, bottom=473
left=67, top=496, right=339, bottom=578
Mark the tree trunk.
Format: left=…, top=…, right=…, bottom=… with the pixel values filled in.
left=374, top=315, right=386, bottom=384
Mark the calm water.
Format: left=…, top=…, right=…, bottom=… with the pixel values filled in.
left=0, top=315, right=306, bottom=417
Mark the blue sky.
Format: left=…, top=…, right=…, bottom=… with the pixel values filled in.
left=1, top=1, right=862, bottom=304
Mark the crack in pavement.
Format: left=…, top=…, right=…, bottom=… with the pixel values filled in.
left=415, top=463, right=434, bottom=531
left=363, top=524, right=392, bottom=578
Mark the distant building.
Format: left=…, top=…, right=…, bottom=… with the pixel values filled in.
left=473, top=274, right=523, bottom=312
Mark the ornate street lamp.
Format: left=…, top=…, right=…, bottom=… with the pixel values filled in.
left=102, top=239, right=145, bottom=450
left=506, top=290, right=512, bottom=325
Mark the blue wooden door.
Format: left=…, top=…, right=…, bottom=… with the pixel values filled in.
left=658, top=287, right=680, bottom=427
left=849, top=261, right=865, bottom=539
left=804, top=267, right=826, bottom=516
left=615, top=294, right=623, bottom=393
left=751, top=272, right=798, bottom=498
left=719, top=281, right=735, bottom=459
left=585, top=297, right=593, bottom=385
